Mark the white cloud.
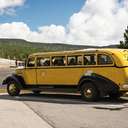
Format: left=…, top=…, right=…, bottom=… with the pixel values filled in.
left=67, top=0, right=128, bottom=45
left=0, top=0, right=128, bottom=46
left=28, top=25, right=66, bottom=43
left=0, top=22, right=66, bottom=43
left=0, top=0, right=25, bottom=15
left=0, top=22, right=30, bottom=39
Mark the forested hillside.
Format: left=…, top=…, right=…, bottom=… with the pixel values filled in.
left=0, top=39, right=118, bottom=60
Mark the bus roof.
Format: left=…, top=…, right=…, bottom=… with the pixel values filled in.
left=29, top=48, right=128, bottom=57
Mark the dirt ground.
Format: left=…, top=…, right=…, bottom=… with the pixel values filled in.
left=0, top=64, right=14, bottom=84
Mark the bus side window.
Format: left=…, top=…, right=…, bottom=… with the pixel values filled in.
left=98, top=54, right=113, bottom=65
left=84, top=54, right=96, bottom=65
left=52, top=56, right=66, bottom=66
left=68, top=56, right=82, bottom=65
left=27, top=57, right=35, bottom=67
left=37, top=57, right=50, bottom=66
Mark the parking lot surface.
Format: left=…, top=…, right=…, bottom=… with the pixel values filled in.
left=0, top=93, right=52, bottom=128
left=0, top=93, right=128, bottom=128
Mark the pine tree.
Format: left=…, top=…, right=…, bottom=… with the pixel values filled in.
left=119, top=26, right=128, bottom=49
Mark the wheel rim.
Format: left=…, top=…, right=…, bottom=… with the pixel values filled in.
left=9, top=83, right=17, bottom=93
left=84, top=88, right=93, bottom=98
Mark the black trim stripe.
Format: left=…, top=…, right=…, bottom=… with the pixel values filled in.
left=24, top=84, right=77, bottom=89
left=25, top=65, right=128, bottom=69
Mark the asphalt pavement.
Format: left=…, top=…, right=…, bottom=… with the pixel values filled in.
left=0, top=93, right=52, bottom=128
left=1, top=93, right=128, bottom=128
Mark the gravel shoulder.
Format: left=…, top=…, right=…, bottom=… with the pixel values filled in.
left=0, top=64, right=14, bottom=84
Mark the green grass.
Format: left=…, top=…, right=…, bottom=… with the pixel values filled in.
left=0, top=88, right=6, bottom=93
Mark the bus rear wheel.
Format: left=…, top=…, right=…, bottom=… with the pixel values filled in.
left=109, top=92, right=121, bottom=100
left=80, top=82, right=99, bottom=101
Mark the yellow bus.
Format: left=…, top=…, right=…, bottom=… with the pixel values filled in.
left=3, top=48, right=128, bottom=101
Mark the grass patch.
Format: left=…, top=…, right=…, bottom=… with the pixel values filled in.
left=0, top=88, right=6, bottom=93
left=0, top=88, right=31, bottom=94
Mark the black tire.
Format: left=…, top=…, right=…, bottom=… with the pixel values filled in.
left=7, top=80, right=20, bottom=96
left=109, top=92, right=121, bottom=100
left=80, top=82, right=99, bottom=101
left=32, top=90, right=41, bottom=95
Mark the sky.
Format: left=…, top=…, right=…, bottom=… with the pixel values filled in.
left=0, top=0, right=85, bottom=30
left=0, top=0, right=128, bottom=46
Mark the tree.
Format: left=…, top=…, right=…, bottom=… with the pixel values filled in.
left=119, top=26, right=128, bottom=49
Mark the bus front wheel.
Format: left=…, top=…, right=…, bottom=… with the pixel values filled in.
left=7, top=80, right=20, bottom=96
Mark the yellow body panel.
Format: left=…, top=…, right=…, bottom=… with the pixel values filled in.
left=36, top=67, right=125, bottom=86
left=23, top=68, right=36, bottom=84
left=16, top=48, right=128, bottom=91
left=36, top=67, right=84, bottom=85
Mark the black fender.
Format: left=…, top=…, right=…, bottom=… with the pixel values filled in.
left=78, top=74, right=119, bottom=97
left=2, top=74, right=25, bottom=89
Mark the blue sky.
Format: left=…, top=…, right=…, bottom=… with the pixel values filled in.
left=0, top=0, right=85, bottom=30
left=0, top=0, right=128, bottom=46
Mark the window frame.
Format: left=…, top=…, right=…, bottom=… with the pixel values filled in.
left=26, top=56, right=36, bottom=68
left=67, top=55, right=83, bottom=66
left=36, top=56, right=51, bottom=67
left=97, top=53, right=114, bottom=66
left=83, top=53, right=97, bottom=66
left=26, top=52, right=115, bottom=69
left=51, top=56, right=66, bottom=67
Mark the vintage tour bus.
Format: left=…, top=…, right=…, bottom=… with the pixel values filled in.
left=3, top=48, right=128, bottom=101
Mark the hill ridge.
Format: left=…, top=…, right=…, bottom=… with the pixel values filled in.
left=0, top=38, right=118, bottom=60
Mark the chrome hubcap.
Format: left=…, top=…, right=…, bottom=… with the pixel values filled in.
left=9, top=83, right=17, bottom=93
left=84, top=88, right=92, bottom=98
